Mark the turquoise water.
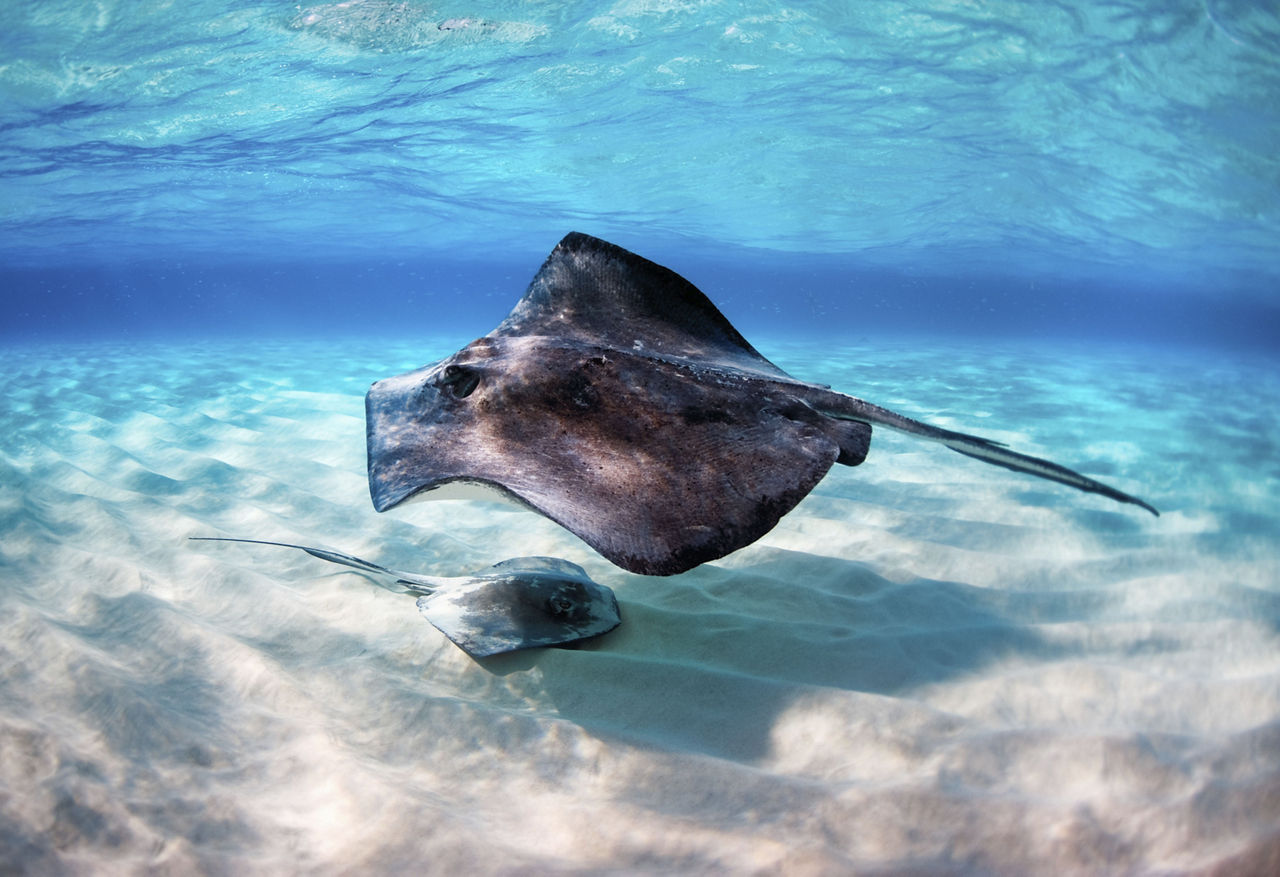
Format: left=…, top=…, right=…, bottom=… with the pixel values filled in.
left=3, top=1, right=1280, bottom=872
left=2, top=337, right=1278, bottom=871
left=1, top=1, right=1277, bottom=345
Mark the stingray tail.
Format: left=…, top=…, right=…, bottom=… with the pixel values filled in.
left=188, top=537, right=443, bottom=593
left=813, top=395, right=1159, bottom=516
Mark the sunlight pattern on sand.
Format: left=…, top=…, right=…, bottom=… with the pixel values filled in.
left=1, top=337, right=1277, bottom=872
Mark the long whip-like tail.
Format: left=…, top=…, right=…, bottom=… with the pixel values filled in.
left=810, top=393, right=1159, bottom=516
left=188, top=537, right=445, bottom=592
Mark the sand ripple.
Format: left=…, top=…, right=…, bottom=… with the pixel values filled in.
left=2, top=337, right=1278, bottom=873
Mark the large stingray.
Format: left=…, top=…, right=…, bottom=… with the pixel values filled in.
left=190, top=537, right=621, bottom=657
left=367, top=233, right=1157, bottom=576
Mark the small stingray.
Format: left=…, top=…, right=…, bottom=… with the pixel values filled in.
left=189, top=537, right=621, bottom=657
left=366, top=233, right=1158, bottom=576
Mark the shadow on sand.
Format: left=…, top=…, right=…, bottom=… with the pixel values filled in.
left=475, top=545, right=1138, bottom=763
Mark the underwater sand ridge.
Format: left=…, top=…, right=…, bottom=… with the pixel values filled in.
left=1, top=338, right=1278, bottom=872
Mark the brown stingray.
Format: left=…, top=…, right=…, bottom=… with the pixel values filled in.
left=366, top=233, right=1157, bottom=576
left=190, top=537, right=620, bottom=657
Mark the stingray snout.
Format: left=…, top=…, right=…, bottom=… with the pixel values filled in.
left=368, top=361, right=464, bottom=421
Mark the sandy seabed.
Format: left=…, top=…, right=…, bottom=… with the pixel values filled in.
left=1, top=335, right=1278, bottom=875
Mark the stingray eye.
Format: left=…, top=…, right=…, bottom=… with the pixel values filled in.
left=547, top=593, right=574, bottom=617
left=437, top=364, right=480, bottom=399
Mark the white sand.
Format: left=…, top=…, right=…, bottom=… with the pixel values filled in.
left=2, top=335, right=1278, bottom=874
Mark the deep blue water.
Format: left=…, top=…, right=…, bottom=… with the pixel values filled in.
left=1, top=1, right=1278, bottom=348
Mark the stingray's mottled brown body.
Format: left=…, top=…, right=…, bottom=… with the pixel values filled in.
left=366, top=233, right=1156, bottom=576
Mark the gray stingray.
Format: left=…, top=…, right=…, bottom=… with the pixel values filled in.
left=189, top=537, right=620, bottom=657
left=366, top=233, right=1158, bottom=577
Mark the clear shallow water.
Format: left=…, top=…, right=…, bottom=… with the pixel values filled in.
left=1, top=336, right=1278, bottom=872
left=3, top=1, right=1280, bottom=873
left=3, top=0, right=1278, bottom=271
left=1, top=1, right=1278, bottom=346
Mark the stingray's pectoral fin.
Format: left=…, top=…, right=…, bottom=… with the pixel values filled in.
left=813, top=395, right=1159, bottom=516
